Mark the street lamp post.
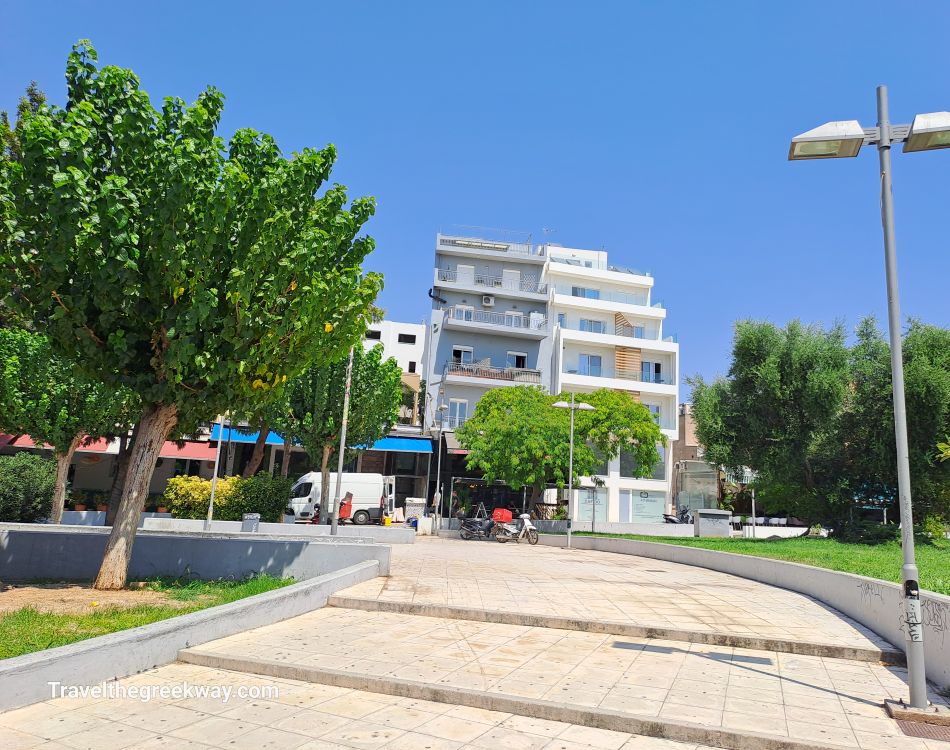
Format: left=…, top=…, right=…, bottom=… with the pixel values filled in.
left=552, top=393, right=596, bottom=550
left=789, top=86, right=950, bottom=709
left=433, top=396, right=448, bottom=521
left=330, top=346, right=355, bottom=536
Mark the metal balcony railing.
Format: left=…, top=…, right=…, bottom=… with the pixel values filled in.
left=436, top=268, right=547, bottom=294
left=549, top=256, right=652, bottom=277
left=553, top=285, right=649, bottom=307
left=564, top=368, right=674, bottom=385
left=445, top=361, right=543, bottom=384
left=438, top=235, right=544, bottom=258
left=440, top=415, right=466, bottom=429
left=445, top=306, right=547, bottom=332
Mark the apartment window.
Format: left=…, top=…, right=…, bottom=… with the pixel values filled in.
left=397, top=333, right=416, bottom=344
left=407, top=361, right=416, bottom=373
left=579, top=354, right=602, bottom=377
left=365, top=329, right=381, bottom=340
left=576, top=488, right=607, bottom=522
left=580, top=319, right=605, bottom=334
left=632, top=325, right=645, bottom=338
left=571, top=286, right=600, bottom=300
left=452, top=346, right=473, bottom=364
left=448, top=399, right=468, bottom=427
left=590, top=446, right=608, bottom=476
left=644, top=403, right=661, bottom=424
left=557, top=313, right=566, bottom=328
left=641, top=361, right=663, bottom=383
left=452, top=304, right=474, bottom=321
left=506, top=351, right=527, bottom=369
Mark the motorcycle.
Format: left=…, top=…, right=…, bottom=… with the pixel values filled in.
left=459, top=516, right=496, bottom=540
left=495, top=513, right=539, bottom=545
left=663, top=506, right=693, bottom=524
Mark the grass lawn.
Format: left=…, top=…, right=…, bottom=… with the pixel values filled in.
left=0, top=575, right=293, bottom=659
left=578, top=533, right=950, bottom=596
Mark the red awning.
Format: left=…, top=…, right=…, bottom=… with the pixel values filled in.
left=4, top=434, right=216, bottom=461
left=0, top=434, right=15, bottom=449
left=159, top=441, right=218, bottom=461
left=444, top=433, right=469, bottom=456
left=9, top=435, right=113, bottom=453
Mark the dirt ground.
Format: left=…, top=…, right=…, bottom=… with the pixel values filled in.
left=0, top=582, right=192, bottom=615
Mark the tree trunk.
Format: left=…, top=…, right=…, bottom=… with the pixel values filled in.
left=319, top=443, right=333, bottom=524
left=106, top=426, right=137, bottom=526
left=94, top=403, right=178, bottom=590
left=280, top=436, right=292, bottom=477
left=50, top=435, right=82, bottom=524
left=242, top=424, right=269, bottom=478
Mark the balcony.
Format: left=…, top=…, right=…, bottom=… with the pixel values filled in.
left=443, top=306, right=547, bottom=339
left=445, top=360, right=543, bottom=386
left=435, top=268, right=548, bottom=298
left=560, top=366, right=676, bottom=396
left=549, top=255, right=651, bottom=277
left=439, top=415, right=467, bottom=429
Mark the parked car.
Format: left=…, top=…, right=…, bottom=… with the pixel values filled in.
left=287, top=472, right=395, bottom=525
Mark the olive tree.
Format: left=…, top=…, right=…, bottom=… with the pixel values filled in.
left=0, top=42, right=382, bottom=587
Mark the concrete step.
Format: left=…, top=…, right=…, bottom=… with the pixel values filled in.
left=327, top=594, right=906, bottom=665
left=177, top=646, right=864, bottom=750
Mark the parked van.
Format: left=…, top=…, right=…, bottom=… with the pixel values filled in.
left=288, top=472, right=395, bottom=525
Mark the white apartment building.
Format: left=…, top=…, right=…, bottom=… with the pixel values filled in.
left=363, top=320, right=425, bottom=375
left=425, top=233, right=679, bottom=523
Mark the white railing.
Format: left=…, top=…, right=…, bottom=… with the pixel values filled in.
left=446, top=361, right=543, bottom=384
left=440, top=415, right=466, bottom=429
left=437, top=268, right=547, bottom=294
left=564, top=368, right=674, bottom=385
left=438, top=235, right=544, bottom=258
left=445, top=306, right=547, bottom=332
left=553, top=285, right=649, bottom=307
left=549, top=256, right=651, bottom=277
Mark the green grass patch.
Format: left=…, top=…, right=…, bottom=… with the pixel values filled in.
left=576, top=533, right=950, bottom=596
left=0, top=575, right=293, bottom=659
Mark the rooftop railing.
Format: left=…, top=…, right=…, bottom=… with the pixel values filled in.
left=438, top=235, right=544, bottom=258
left=549, top=256, right=651, bottom=277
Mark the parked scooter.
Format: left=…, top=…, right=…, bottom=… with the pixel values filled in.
left=459, top=516, right=496, bottom=540
left=663, top=506, right=693, bottom=524
left=495, top=513, right=539, bottom=545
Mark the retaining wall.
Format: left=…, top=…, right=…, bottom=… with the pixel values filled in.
left=0, top=561, right=380, bottom=712
left=61, top=510, right=172, bottom=527
left=540, top=534, right=950, bottom=690
left=0, top=523, right=391, bottom=580
left=142, top=516, right=415, bottom=544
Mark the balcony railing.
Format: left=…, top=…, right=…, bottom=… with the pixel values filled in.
left=438, top=235, right=544, bottom=258
left=549, top=256, right=651, bottom=277
left=440, top=415, right=467, bottom=429
left=553, top=285, right=649, bottom=307
left=437, top=268, right=547, bottom=294
left=564, top=368, right=674, bottom=385
left=445, top=306, right=547, bottom=332
left=445, top=361, right=542, bottom=384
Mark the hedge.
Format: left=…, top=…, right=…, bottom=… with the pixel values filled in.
left=0, top=453, right=56, bottom=522
left=162, top=474, right=292, bottom=523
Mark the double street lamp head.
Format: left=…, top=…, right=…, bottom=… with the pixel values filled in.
left=789, top=110, right=950, bottom=160
left=552, top=400, right=596, bottom=411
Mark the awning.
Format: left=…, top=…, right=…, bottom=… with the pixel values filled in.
left=159, top=441, right=218, bottom=461
left=365, top=436, right=432, bottom=454
left=444, top=433, right=469, bottom=456
left=8, top=435, right=116, bottom=454
left=210, top=425, right=287, bottom=446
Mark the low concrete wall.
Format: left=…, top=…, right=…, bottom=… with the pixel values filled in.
left=0, top=561, right=380, bottom=712
left=540, top=534, right=950, bottom=690
left=61, top=510, right=172, bottom=527
left=440, top=518, right=696, bottom=537
left=0, top=523, right=391, bottom=580
left=142, top=517, right=415, bottom=544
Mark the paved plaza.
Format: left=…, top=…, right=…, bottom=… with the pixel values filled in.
left=2, top=536, right=948, bottom=750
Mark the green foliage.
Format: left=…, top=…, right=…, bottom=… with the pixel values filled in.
left=0, top=39, right=383, bottom=427
left=457, top=386, right=664, bottom=501
left=280, top=344, right=403, bottom=470
left=921, top=514, right=947, bottom=541
left=830, top=520, right=900, bottom=545
left=692, top=317, right=950, bottom=525
left=162, top=473, right=292, bottom=523
left=0, top=452, right=56, bottom=522
left=0, top=328, right=132, bottom=453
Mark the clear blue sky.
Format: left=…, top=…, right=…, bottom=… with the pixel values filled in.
left=4, top=2, right=950, bottom=392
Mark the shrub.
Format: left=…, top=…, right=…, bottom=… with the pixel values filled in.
left=162, top=475, right=241, bottom=520
left=831, top=520, right=900, bottom=545
left=230, top=474, right=294, bottom=523
left=920, top=515, right=947, bottom=543
left=162, top=474, right=292, bottom=523
left=0, top=453, right=57, bottom=522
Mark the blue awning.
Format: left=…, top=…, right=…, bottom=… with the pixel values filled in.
left=210, top=425, right=287, bottom=446
left=364, top=437, right=433, bottom=454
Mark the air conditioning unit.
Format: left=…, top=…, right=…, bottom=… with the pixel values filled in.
left=482, top=295, right=495, bottom=307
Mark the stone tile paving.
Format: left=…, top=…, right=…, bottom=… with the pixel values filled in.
left=338, top=537, right=892, bottom=651
left=0, top=662, right=719, bottom=750
left=186, top=606, right=950, bottom=749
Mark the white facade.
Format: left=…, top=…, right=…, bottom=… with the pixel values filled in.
left=363, top=320, right=425, bottom=375
left=425, top=233, right=679, bottom=519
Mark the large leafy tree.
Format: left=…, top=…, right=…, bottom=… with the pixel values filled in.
left=279, top=344, right=402, bottom=522
left=0, top=42, right=382, bottom=588
left=0, top=328, right=132, bottom=521
left=457, top=386, right=664, bottom=504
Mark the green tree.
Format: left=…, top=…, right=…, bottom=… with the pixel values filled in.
left=0, top=328, right=131, bottom=521
left=457, top=386, right=664, bottom=505
left=280, top=344, right=402, bottom=522
left=0, top=42, right=381, bottom=588
left=690, top=320, right=850, bottom=522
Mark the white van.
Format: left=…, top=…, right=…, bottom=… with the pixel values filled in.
left=288, top=472, right=395, bottom=525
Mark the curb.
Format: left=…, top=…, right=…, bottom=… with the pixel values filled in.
left=327, top=595, right=905, bottom=665
left=0, top=561, right=381, bottom=713
left=178, top=648, right=861, bottom=750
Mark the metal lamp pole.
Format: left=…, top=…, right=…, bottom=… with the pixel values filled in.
left=330, top=346, right=354, bottom=536
left=553, top=393, right=595, bottom=550
left=205, top=413, right=227, bottom=531
left=788, top=84, right=948, bottom=708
